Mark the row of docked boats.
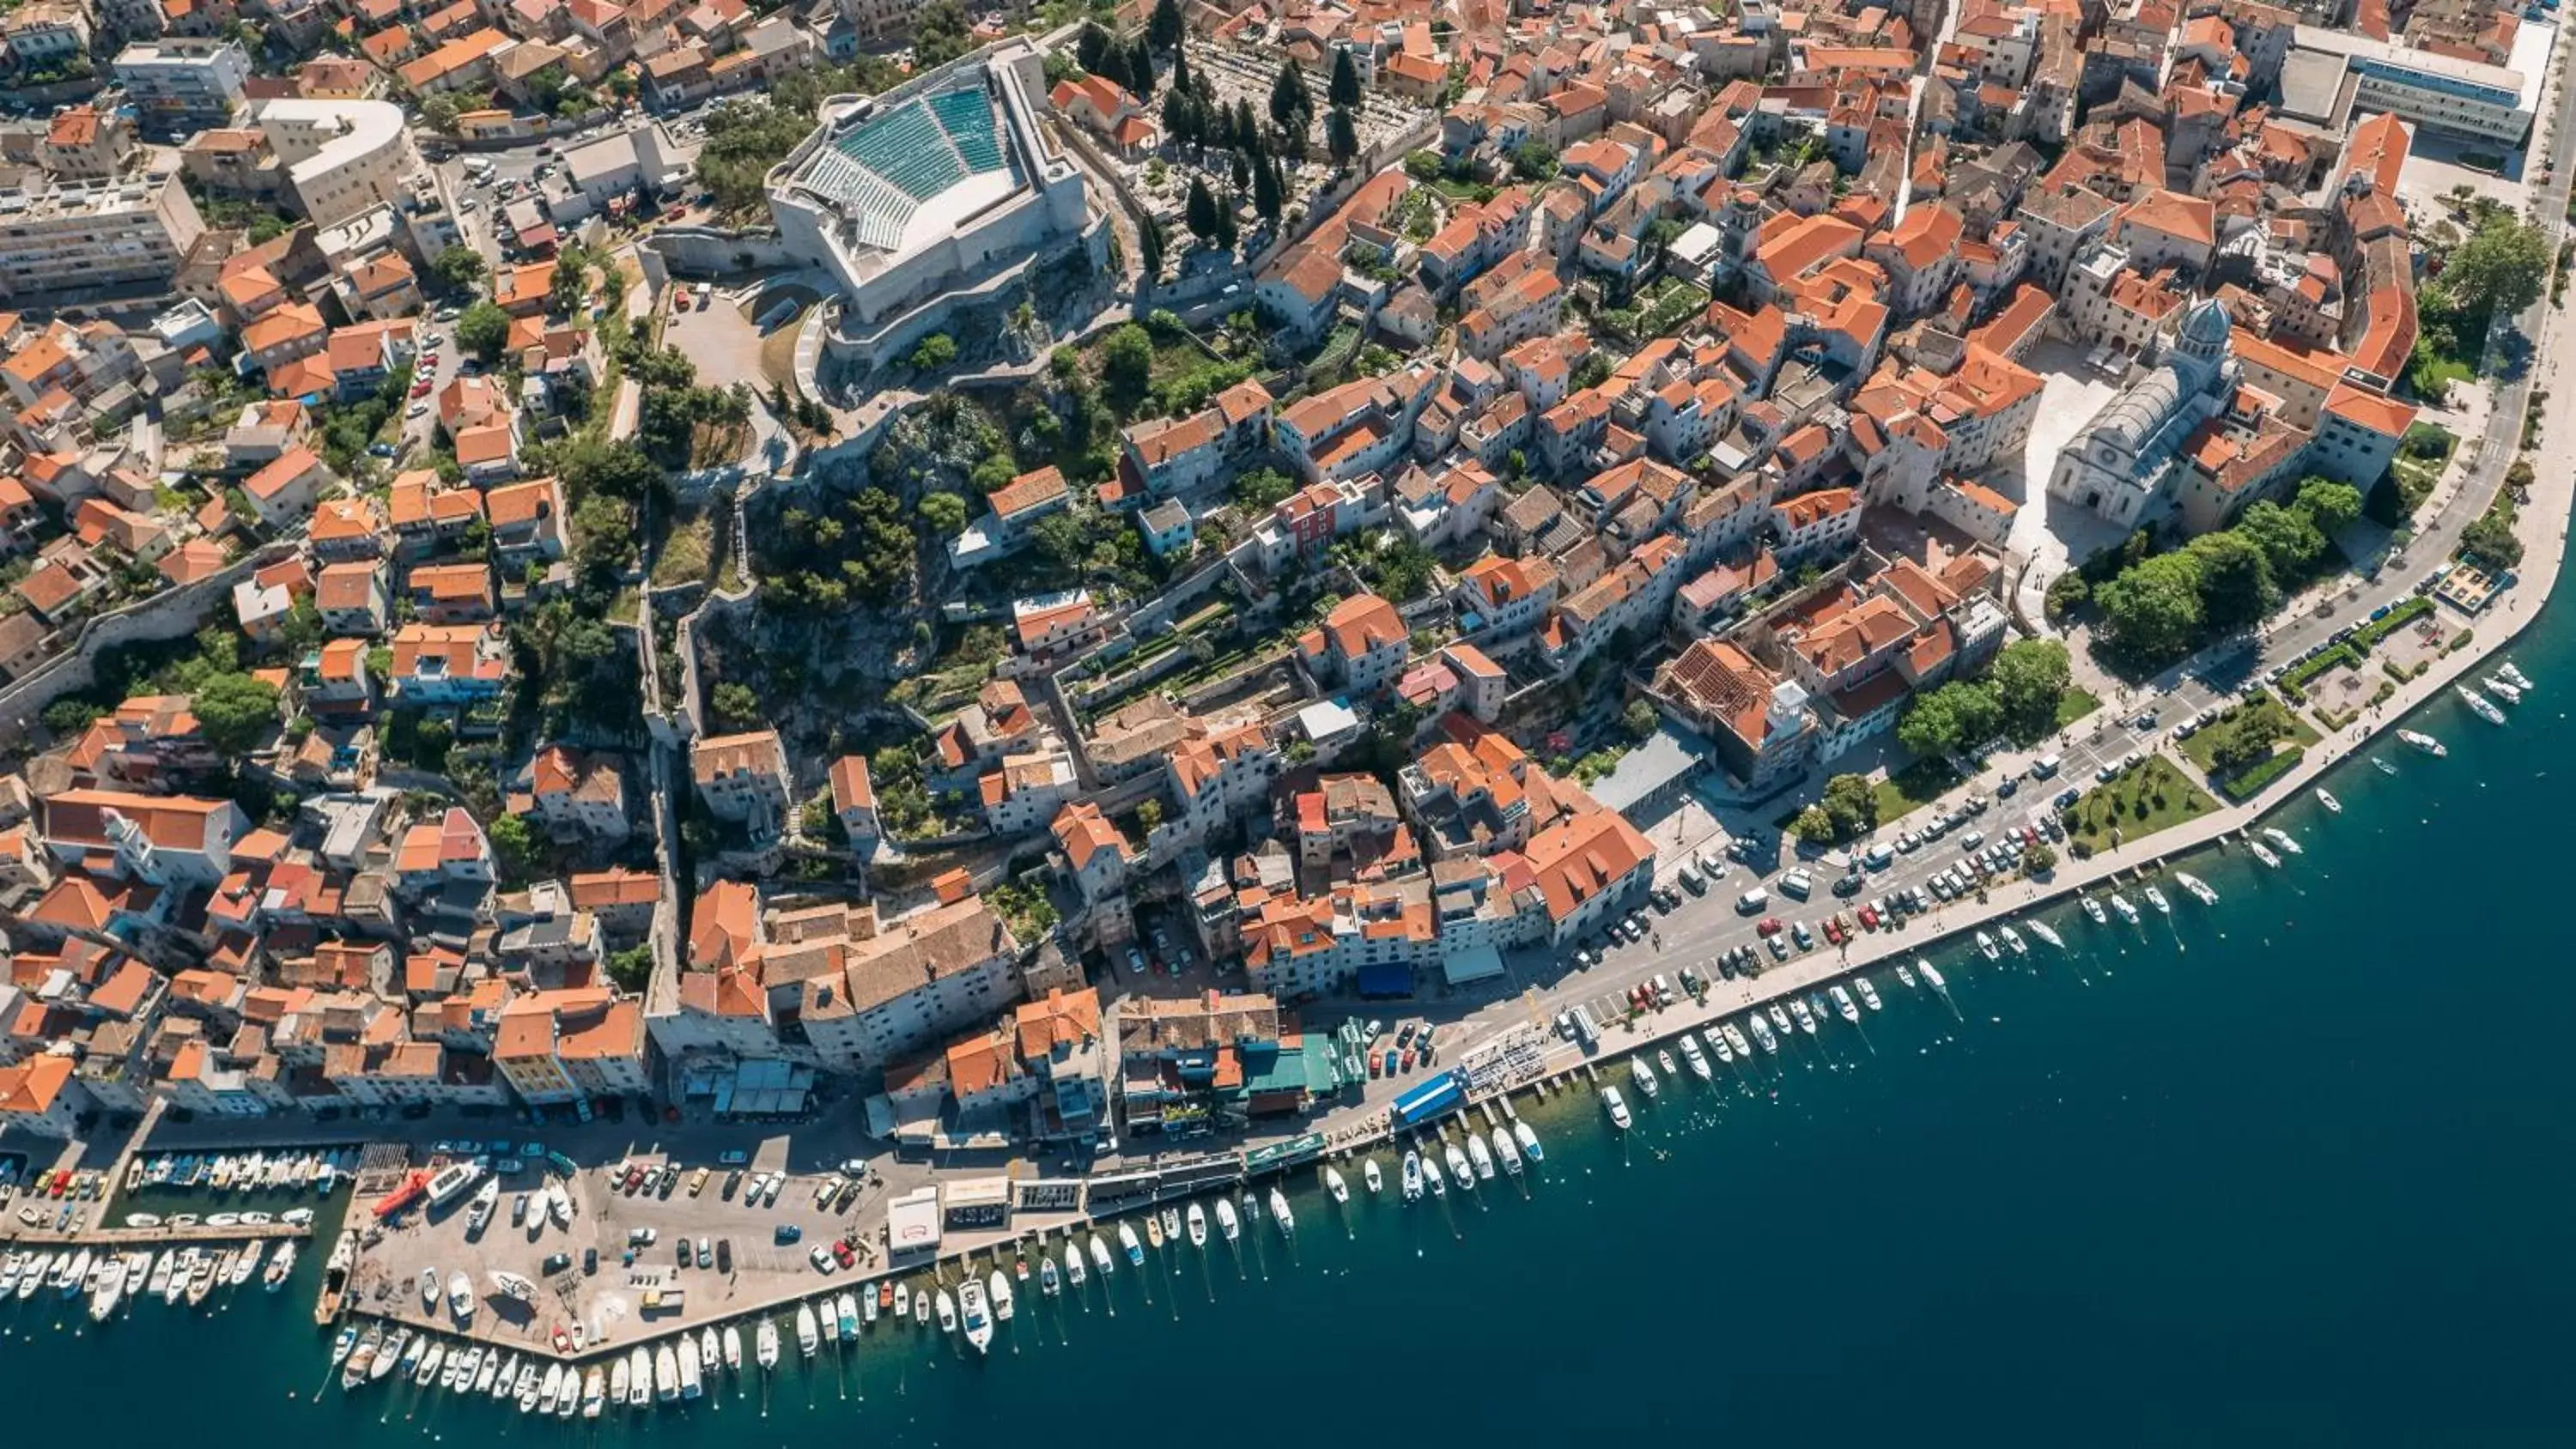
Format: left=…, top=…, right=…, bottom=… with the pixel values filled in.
left=0, top=1237, right=299, bottom=1319
left=1394, top=1121, right=1544, bottom=1199
left=337, top=1318, right=748, bottom=1416
left=137, top=1149, right=357, bottom=1197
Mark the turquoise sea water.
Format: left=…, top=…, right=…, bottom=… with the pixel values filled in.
left=9, top=613, right=2576, bottom=1445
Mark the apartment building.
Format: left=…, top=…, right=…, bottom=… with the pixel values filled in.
left=0, top=170, right=207, bottom=306
left=111, top=39, right=252, bottom=135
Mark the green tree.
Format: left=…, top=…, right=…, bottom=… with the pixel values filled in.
left=1102, top=322, right=1155, bottom=399
left=1138, top=211, right=1165, bottom=279
left=2209, top=708, right=2288, bottom=772
left=1328, top=46, right=1361, bottom=108
left=2237, top=499, right=2326, bottom=579
left=911, top=334, right=958, bottom=371
left=2022, top=841, right=2057, bottom=876
left=1791, top=804, right=1838, bottom=844
left=487, top=812, right=542, bottom=880
left=1270, top=58, right=1309, bottom=129
left=1987, top=638, right=2071, bottom=736
left=191, top=671, right=281, bottom=756
left=1820, top=773, right=1876, bottom=839
left=1127, top=36, right=1157, bottom=100
left=913, top=0, right=971, bottom=68
left=1148, top=0, right=1182, bottom=51
left=1895, top=679, right=2003, bottom=759
left=709, top=680, right=762, bottom=730
left=430, top=245, right=488, bottom=293
left=605, top=945, right=654, bottom=992
left=1325, top=104, right=1358, bottom=166
left=1512, top=139, right=1558, bottom=180
left=2294, top=476, right=2364, bottom=530
left=1233, top=466, right=1294, bottom=509
left=455, top=300, right=512, bottom=361
left=1253, top=147, right=1283, bottom=221
left=2044, top=570, right=2089, bottom=620
left=1621, top=698, right=1656, bottom=740
left=1184, top=175, right=1218, bottom=240
left=2094, top=552, right=2206, bottom=661
left=2182, top=530, right=2277, bottom=630
left=1213, top=188, right=1238, bottom=250
left=1076, top=21, right=1114, bottom=72
left=919, top=491, right=969, bottom=534
left=2437, top=210, right=2550, bottom=320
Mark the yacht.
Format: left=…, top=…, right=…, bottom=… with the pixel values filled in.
left=1788, top=997, right=1818, bottom=1035
left=1677, top=1032, right=1713, bottom=1082
left=1746, top=1013, right=1778, bottom=1054
left=2143, top=884, right=2171, bottom=915
left=1490, top=1126, right=1523, bottom=1176
left=2499, top=662, right=2534, bottom=692
left=1720, top=1022, right=1753, bottom=1060
left=2399, top=729, right=2447, bottom=756
left=756, top=1317, right=781, bottom=1370
left=2485, top=676, right=2523, bottom=705
left=989, top=1270, right=1015, bottom=1324
left=1362, top=1157, right=1384, bottom=1195
left=2082, top=896, right=2109, bottom=925
left=1326, top=1166, right=1351, bottom=1203
left=1767, top=1003, right=1794, bottom=1037
left=2456, top=687, right=2506, bottom=725
left=1513, top=1119, right=1544, bottom=1163
left=958, top=1280, right=991, bottom=1354
left=2175, top=872, right=2219, bottom=906
left=1830, top=985, right=1860, bottom=1023
left=2263, top=827, right=2303, bottom=856
left=795, top=1303, right=819, bottom=1357
left=933, top=1288, right=957, bottom=1335
left=1976, top=931, right=2001, bottom=961
left=1629, top=1054, right=1660, bottom=1099
left=2247, top=839, right=2281, bottom=869
left=2026, top=921, right=2064, bottom=950
left=1856, top=977, right=1883, bottom=1011
left=1920, top=961, right=1949, bottom=992
left=1464, top=1135, right=1493, bottom=1183
left=2109, top=893, right=2139, bottom=925
left=1188, top=1200, right=1211, bottom=1245
left=1268, top=1186, right=1296, bottom=1233
left=2316, top=787, right=2342, bottom=813
left=1602, top=1084, right=1632, bottom=1130
left=1998, top=926, right=2026, bottom=956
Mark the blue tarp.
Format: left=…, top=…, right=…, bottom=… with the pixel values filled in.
left=1356, top=961, right=1415, bottom=997
left=1390, top=1070, right=1463, bottom=1126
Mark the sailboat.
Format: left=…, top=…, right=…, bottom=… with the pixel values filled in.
left=2026, top=920, right=2064, bottom=950
left=2175, top=872, right=2219, bottom=905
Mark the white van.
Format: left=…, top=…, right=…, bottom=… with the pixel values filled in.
left=1735, top=887, right=1770, bottom=914
left=2032, top=753, right=2063, bottom=779
left=1675, top=863, right=1705, bottom=894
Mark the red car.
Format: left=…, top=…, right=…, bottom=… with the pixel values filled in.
left=1822, top=918, right=1846, bottom=946
left=1856, top=905, right=1880, bottom=930
left=1756, top=917, right=1783, bottom=937
left=832, top=1240, right=856, bottom=1268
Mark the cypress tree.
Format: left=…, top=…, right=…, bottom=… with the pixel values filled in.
left=1270, top=57, right=1309, bottom=130
left=1185, top=175, right=1218, bottom=241
left=1328, top=47, right=1361, bottom=109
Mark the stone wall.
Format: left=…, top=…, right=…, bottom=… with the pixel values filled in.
left=0, top=542, right=294, bottom=745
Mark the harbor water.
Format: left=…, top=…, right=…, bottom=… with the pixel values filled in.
left=9, top=612, right=2576, bottom=1443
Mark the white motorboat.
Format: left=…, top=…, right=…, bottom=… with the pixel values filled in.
left=704, top=1325, right=723, bottom=1373
left=835, top=1293, right=858, bottom=1342
left=490, top=1270, right=537, bottom=1300
left=414, top=1340, right=445, bottom=1388
left=377, top=1328, right=412, bottom=1381
left=2374, top=757, right=2399, bottom=775
left=756, top=1317, right=781, bottom=1370
left=1976, top=930, right=2001, bottom=961
left=933, top=1288, right=958, bottom=1334
left=1462, top=1136, right=1492, bottom=1184
left=447, top=1269, right=475, bottom=1319
left=1400, top=1151, right=1424, bottom=1201
left=513, top=1359, right=540, bottom=1413
left=1269, top=1185, right=1296, bottom=1232
left=1830, top=985, right=1860, bottom=1023
left=1920, top=961, right=1949, bottom=991
left=679, top=1331, right=703, bottom=1399
left=1997, top=926, right=2027, bottom=956
left=1160, top=1207, right=1181, bottom=1243
left=1119, top=1220, right=1145, bottom=1267
left=1063, top=1242, right=1086, bottom=1287
left=1678, top=1033, right=1713, bottom=1082
left=264, top=1240, right=296, bottom=1288
left=914, top=1286, right=932, bottom=1327
left=896, top=1279, right=912, bottom=1319
left=1326, top=1165, right=1351, bottom=1203
left=958, top=1279, right=991, bottom=1355
left=1602, top=1084, right=1631, bottom=1130
left=1897, top=962, right=1917, bottom=987
left=2500, top=662, right=2534, bottom=692
left=1788, top=997, right=1817, bottom=1035
left=1514, top=1119, right=1544, bottom=1163
left=2026, top=921, right=2064, bottom=950
left=2316, top=787, right=2342, bottom=813
left=1720, top=1022, right=1753, bottom=1060
left=2175, top=872, right=2219, bottom=906
left=1710, top=1029, right=1735, bottom=1064
left=418, top=1265, right=440, bottom=1308
left=2082, top=896, right=2109, bottom=925
left=724, top=1324, right=742, bottom=1373
left=1188, top=1200, right=1211, bottom=1244
left=1856, top=977, right=1883, bottom=1011
left=989, top=1270, right=1014, bottom=1323
left=87, top=1255, right=124, bottom=1322
left=1630, top=1054, right=1660, bottom=1098
left=654, top=1343, right=680, bottom=1403
left=2484, top=676, right=2522, bottom=704
left=2247, top=840, right=2281, bottom=869
left=2456, top=687, right=2505, bottom=725
left=1767, top=1003, right=1793, bottom=1036
left=2263, top=827, right=2303, bottom=856
left=582, top=1365, right=605, bottom=1418
left=2400, top=729, right=2447, bottom=756
left=545, top=1183, right=574, bottom=1228
left=1421, top=1152, right=1446, bottom=1197
left=627, top=1347, right=651, bottom=1405
left=1747, top=1013, right=1778, bottom=1054
left=1490, top=1126, right=1523, bottom=1176
left=449, top=1347, right=478, bottom=1394
left=1216, top=1196, right=1241, bottom=1240
left=795, top=1303, right=820, bottom=1357
left=2109, top=893, right=2139, bottom=924
left=1362, top=1157, right=1383, bottom=1194
left=1087, top=1231, right=1115, bottom=1276
left=474, top=1350, right=500, bottom=1395
left=610, top=1354, right=629, bottom=1408
left=2144, top=884, right=2171, bottom=914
